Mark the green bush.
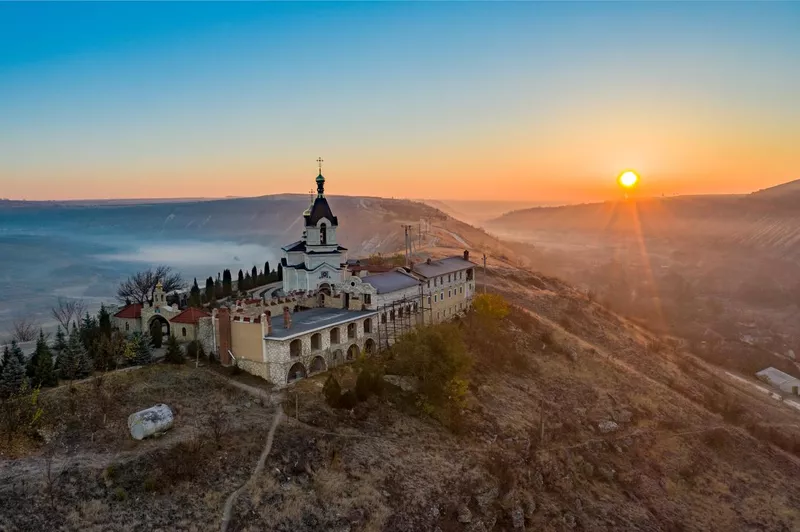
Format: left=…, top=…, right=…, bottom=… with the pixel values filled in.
left=338, top=390, right=358, bottom=410
left=163, top=335, right=184, bottom=365
left=323, top=374, right=342, bottom=408
left=355, top=365, right=384, bottom=402
left=390, top=323, right=471, bottom=411
left=186, top=340, right=205, bottom=361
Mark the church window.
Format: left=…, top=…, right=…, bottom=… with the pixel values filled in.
left=125, top=322, right=130, bottom=331
left=448, top=274, right=451, bottom=282
left=182, top=327, right=186, bottom=337
left=434, top=295, right=437, bottom=303
left=320, top=223, right=327, bottom=245
left=448, top=289, right=451, bottom=298
left=364, top=294, right=371, bottom=305
left=441, top=291, right=444, bottom=300
left=434, top=278, right=437, bottom=287
left=427, top=296, right=431, bottom=304
left=460, top=286, right=463, bottom=294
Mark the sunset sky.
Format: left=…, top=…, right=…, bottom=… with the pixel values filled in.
left=1, top=2, right=798, bottom=202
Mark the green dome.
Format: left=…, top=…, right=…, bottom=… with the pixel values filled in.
left=316, top=173, right=325, bottom=182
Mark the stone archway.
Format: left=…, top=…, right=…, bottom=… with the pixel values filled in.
left=365, top=338, right=376, bottom=354
left=346, top=344, right=360, bottom=361
left=287, top=362, right=307, bottom=383
left=310, top=356, right=326, bottom=373
left=148, top=315, right=169, bottom=347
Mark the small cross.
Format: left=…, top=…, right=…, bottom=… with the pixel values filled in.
left=316, top=157, right=324, bottom=173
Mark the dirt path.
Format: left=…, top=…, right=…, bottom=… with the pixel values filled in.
left=220, top=404, right=283, bottom=532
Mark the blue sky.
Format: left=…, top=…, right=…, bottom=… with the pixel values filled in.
left=1, top=2, right=799, bottom=201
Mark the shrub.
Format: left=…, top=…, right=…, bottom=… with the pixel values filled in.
left=163, top=335, right=184, bottom=365
left=112, top=487, right=128, bottom=501
left=186, top=340, right=205, bottom=362
left=390, top=323, right=471, bottom=413
left=323, top=374, right=342, bottom=408
left=355, top=365, right=384, bottom=402
left=338, top=390, right=358, bottom=410
left=473, top=293, right=510, bottom=321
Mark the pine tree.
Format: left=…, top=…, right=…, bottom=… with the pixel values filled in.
left=61, top=325, right=91, bottom=380
left=31, top=331, right=57, bottom=387
left=0, top=341, right=27, bottom=397
left=164, top=334, right=184, bottom=364
left=132, top=332, right=154, bottom=366
left=51, top=326, right=67, bottom=373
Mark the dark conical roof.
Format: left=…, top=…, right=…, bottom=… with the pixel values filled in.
left=304, top=196, right=337, bottom=226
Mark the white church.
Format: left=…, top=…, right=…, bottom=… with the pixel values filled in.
left=279, top=170, right=348, bottom=294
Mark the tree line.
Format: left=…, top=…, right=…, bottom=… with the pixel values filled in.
left=187, top=262, right=283, bottom=307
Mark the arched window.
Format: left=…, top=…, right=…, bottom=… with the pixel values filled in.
left=290, top=339, right=302, bottom=358
left=363, top=318, right=372, bottom=334
left=125, top=322, right=130, bottom=331
left=320, top=223, right=327, bottom=245
left=311, top=333, right=321, bottom=350
left=347, top=323, right=356, bottom=339
left=181, top=327, right=187, bottom=337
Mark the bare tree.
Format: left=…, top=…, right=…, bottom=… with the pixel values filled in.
left=11, top=315, right=38, bottom=342
left=51, top=298, right=87, bottom=331
left=116, top=265, right=184, bottom=305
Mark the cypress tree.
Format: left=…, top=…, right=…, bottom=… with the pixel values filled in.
left=164, top=334, right=184, bottom=364
left=189, top=278, right=201, bottom=307
left=277, top=263, right=283, bottom=281
left=237, top=269, right=245, bottom=292
left=98, top=304, right=112, bottom=338
left=31, top=331, right=57, bottom=387
left=244, top=272, right=252, bottom=291
left=205, top=277, right=215, bottom=303
left=265, top=261, right=271, bottom=279
left=222, top=269, right=232, bottom=297
left=251, top=265, right=258, bottom=285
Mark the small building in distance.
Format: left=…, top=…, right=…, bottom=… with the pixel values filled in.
left=756, top=367, right=800, bottom=396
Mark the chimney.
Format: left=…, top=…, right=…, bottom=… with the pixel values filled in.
left=463, top=250, right=470, bottom=261
left=283, top=306, right=291, bottom=329
left=265, top=311, right=272, bottom=335
left=426, top=258, right=432, bottom=265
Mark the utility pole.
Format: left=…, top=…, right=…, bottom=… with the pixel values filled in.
left=483, top=254, right=487, bottom=293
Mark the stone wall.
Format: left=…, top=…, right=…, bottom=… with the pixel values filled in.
left=197, top=317, right=216, bottom=357
left=236, top=358, right=271, bottom=381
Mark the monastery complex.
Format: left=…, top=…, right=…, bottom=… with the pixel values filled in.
left=113, top=168, right=476, bottom=386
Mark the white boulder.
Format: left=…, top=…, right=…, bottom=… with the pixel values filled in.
left=128, top=404, right=174, bottom=440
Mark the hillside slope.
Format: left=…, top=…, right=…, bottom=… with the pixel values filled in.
left=3, top=264, right=799, bottom=531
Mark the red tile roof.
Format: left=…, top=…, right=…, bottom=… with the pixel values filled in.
left=114, top=303, right=143, bottom=319
left=170, top=307, right=211, bottom=324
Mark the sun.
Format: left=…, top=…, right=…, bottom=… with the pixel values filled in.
left=618, top=170, right=639, bottom=189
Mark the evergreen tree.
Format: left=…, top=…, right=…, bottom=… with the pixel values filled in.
left=163, top=334, right=184, bottom=364
left=31, top=331, right=57, bottom=387
left=98, top=304, right=112, bottom=338
left=26, top=330, right=44, bottom=379
left=251, top=265, right=258, bottom=285
left=150, top=321, right=163, bottom=349
left=189, top=278, right=202, bottom=307
left=277, top=263, right=283, bottom=281
left=244, top=272, right=252, bottom=291
left=222, top=269, right=232, bottom=297
left=265, top=261, right=271, bottom=280
left=132, top=332, right=154, bottom=366
left=61, top=325, right=91, bottom=380
left=51, top=326, right=67, bottom=373
left=205, top=277, right=215, bottom=303
left=237, top=269, right=245, bottom=292
left=0, top=341, right=27, bottom=397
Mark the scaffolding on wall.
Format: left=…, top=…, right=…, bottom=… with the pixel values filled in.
left=375, top=288, right=428, bottom=351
